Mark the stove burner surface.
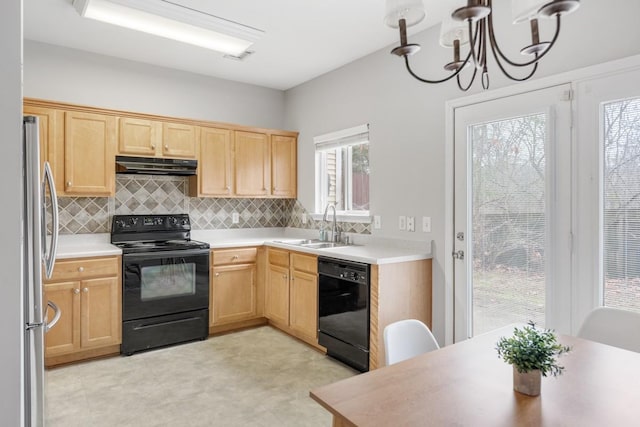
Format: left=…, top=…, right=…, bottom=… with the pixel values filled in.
left=115, top=239, right=209, bottom=254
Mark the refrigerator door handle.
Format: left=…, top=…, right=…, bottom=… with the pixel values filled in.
left=42, top=161, right=59, bottom=279
left=44, top=300, right=61, bottom=332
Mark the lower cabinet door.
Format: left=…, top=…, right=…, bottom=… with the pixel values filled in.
left=289, top=270, right=318, bottom=340
left=266, top=264, right=290, bottom=325
left=80, top=277, right=121, bottom=349
left=44, top=281, right=81, bottom=357
left=211, top=264, right=257, bottom=325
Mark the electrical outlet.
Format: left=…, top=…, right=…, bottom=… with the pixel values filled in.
left=422, top=216, right=431, bottom=233
left=407, top=216, right=415, bottom=232
left=373, top=215, right=381, bottom=229
left=302, top=213, right=307, bottom=224
left=232, top=212, right=240, bottom=224
left=399, top=216, right=406, bottom=231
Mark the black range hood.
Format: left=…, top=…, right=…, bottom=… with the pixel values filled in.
left=115, top=156, right=197, bottom=176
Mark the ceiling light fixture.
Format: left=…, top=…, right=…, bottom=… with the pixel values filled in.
left=72, top=0, right=264, bottom=56
left=384, top=0, right=580, bottom=91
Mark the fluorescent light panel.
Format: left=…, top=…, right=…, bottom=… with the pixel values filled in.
left=73, top=0, right=263, bottom=56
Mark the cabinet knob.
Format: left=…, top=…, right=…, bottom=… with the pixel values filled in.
left=66, top=181, right=72, bottom=187
left=283, top=274, right=287, bottom=279
left=73, top=288, right=80, bottom=295
left=78, top=266, right=84, bottom=272
left=232, top=255, right=239, bottom=260
left=214, top=272, right=220, bottom=277
left=164, top=144, right=169, bottom=150
left=82, top=288, right=89, bottom=293
left=226, top=186, right=231, bottom=192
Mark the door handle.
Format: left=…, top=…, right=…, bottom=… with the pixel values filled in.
left=42, top=162, right=59, bottom=279
left=452, top=250, right=465, bottom=260
left=45, top=300, right=61, bottom=332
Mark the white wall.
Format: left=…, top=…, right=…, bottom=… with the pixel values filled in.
left=24, top=40, right=286, bottom=130
left=283, top=0, right=640, bottom=343
left=0, top=1, right=24, bottom=425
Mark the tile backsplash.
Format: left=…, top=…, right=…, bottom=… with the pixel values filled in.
left=56, top=175, right=371, bottom=235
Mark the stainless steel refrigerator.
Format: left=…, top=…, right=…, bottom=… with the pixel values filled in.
left=23, top=116, right=60, bottom=426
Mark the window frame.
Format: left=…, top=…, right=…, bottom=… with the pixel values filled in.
left=314, top=124, right=370, bottom=219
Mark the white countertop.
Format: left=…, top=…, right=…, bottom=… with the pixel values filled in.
left=56, top=229, right=432, bottom=265
left=56, top=233, right=122, bottom=259
left=192, top=229, right=432, bottom=265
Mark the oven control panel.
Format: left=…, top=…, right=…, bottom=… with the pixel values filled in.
left=112, top=214, right=191, bottom=233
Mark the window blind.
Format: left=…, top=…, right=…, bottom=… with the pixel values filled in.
left=314, top=124, right=369, bottom=151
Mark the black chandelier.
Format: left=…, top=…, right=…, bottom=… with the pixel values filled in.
left=384, top=0, right=580, bottom=91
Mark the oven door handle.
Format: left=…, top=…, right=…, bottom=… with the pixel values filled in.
left=122, top=249, right=210, bottom=260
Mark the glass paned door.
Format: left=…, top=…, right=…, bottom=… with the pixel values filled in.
left=454, top=85, right=572, bottom=341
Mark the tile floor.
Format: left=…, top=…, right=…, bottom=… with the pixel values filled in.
left=45, top=326, right=357, bottom=427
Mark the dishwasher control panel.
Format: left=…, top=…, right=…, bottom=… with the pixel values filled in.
left=318, top=257, right=369, bottom=285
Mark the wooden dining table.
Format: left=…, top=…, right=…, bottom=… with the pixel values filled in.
left=310, top=324, right=640, bottom=426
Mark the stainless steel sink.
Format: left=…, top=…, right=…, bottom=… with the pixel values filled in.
left=272, top=239, right=353, bottom=249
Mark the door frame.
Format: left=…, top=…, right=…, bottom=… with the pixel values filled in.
left=443, top=53, right=640, bottom=346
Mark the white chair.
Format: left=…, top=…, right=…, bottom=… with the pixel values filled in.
left=383, top=319, right=440, bottom=366
left=577, top=307, right=640, bottom=353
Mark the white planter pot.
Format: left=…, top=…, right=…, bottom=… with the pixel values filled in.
left=513, top=366, right=541, bottom=396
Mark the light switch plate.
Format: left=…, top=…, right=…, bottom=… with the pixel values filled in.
left=302, top=213, right=307, bottom=224
left=422, top=216, right=431, bottom=232
left=399, top=216, right=406, bottom=230
left=232, top=212, right=240, bottom=224
left=407, top=216, right=415, bottom=232
left=373, top=215, right=381, bottom=229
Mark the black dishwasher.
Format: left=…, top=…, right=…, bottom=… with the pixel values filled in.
left=318, top=256, right=370, bottom=372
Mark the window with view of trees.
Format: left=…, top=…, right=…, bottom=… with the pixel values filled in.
left=470, top=113, right=547, bottom=334
left=603, top=97, right=640, bottom=313
left=314, top=125, right=370, bottom=215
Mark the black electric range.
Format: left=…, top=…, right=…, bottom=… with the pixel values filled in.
left=111, top=214, right=210, bottom=355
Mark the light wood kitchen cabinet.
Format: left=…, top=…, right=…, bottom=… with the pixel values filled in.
left=266, top=248, right=320, bottom=347
left=288, top=253, right=318, bottom=341
left=118, top=118, right=196, bottom=159
left=271, top=134, right=297, bottom=198
left=118, top=117, right=160, bottom=157
left=266, top=263, right=290, bottom=326
left=44, top=256, right=121, bottom=366
left=209, top=247, right=266, bottom=333
left=189, top=127, right=233, bottom=197
left=235, top=131, right=270, bottom=197
left=210, top=248, right=258, bottom=326
left=64, top=111, right=116, bottom=196
left=22, top=105, right=65, bottom=192
left=162, top=122, right=197, bottom=158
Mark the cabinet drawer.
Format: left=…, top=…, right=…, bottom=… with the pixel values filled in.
left=46, top=257, right=119, bottom=282
left=212, top=248, right=257, bottom=266
left=292, top=253, right=317, bottom=274
left=268, top=248, right=290, bottom=267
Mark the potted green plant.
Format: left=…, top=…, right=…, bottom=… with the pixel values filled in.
left=496, top=322, right=571, bottom=396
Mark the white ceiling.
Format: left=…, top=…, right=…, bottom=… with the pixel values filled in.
left=24, top=0, right=456, bottom=90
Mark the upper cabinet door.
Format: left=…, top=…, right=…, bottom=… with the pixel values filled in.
left=64, top=111, right=116, bottom=196
left=235, top=131, right=270, bottom=196
left=271, top=135, right=297, bottom=198
left=118, top=117, right=161, bottom=157
left=23, top=105, right=65, bottom=194
left=196, top=127, right=233, bottom=196
left=162, top=122, right=197, bottom=158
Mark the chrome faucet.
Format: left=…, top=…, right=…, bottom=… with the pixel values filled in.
left=322, top=203, right=340, bottom=242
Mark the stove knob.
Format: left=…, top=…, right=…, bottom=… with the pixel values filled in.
left=181, top=218, right=188, bottom=226
left=169, top=217, right=178, bottom=225
left=115, top=219, right=126, bottom=229
left=129, top=218, right=138, bottom=226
